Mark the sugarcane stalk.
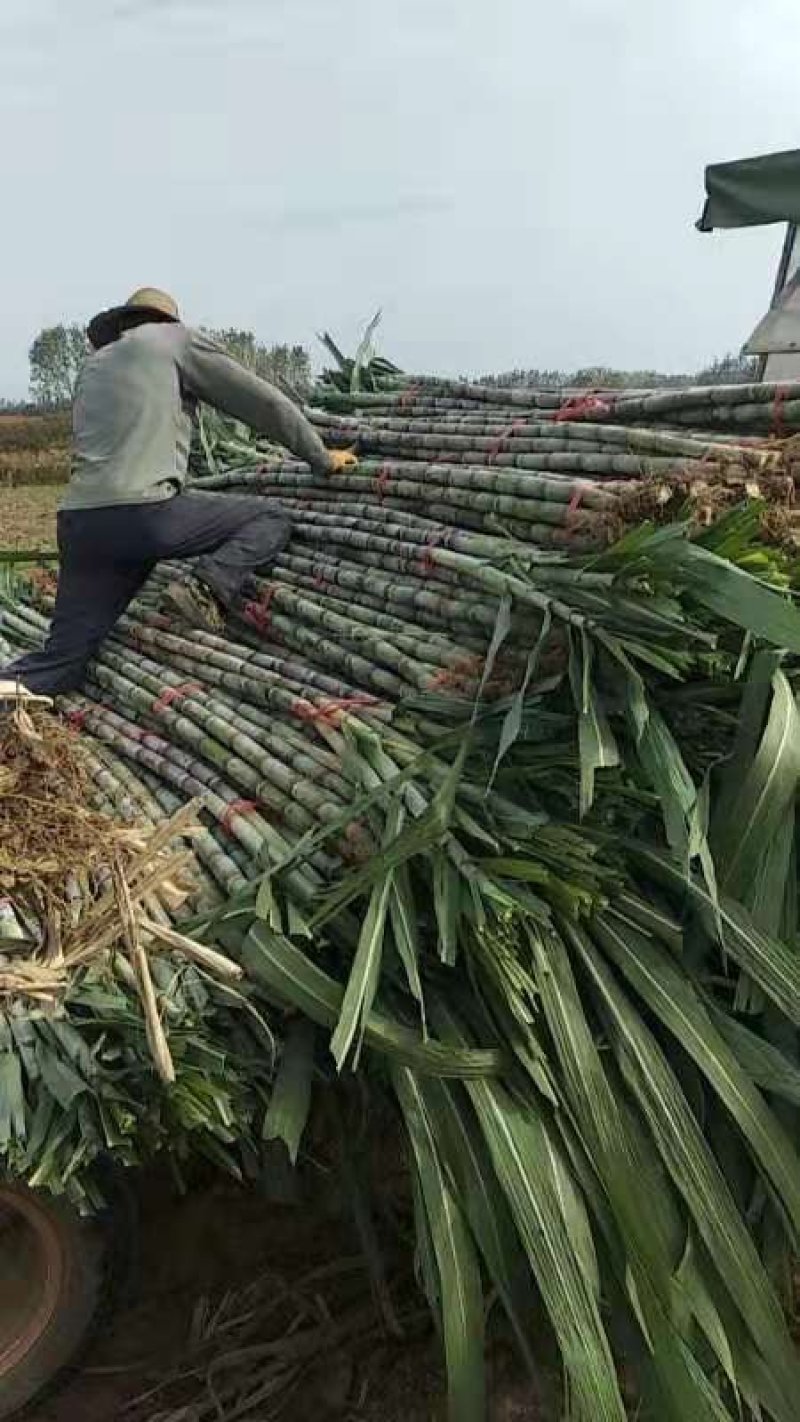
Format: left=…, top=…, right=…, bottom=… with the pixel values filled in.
left=111, top=857, right=176, bottom=1084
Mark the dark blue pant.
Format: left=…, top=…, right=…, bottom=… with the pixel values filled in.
left=4, top=491, right=290, bottom=696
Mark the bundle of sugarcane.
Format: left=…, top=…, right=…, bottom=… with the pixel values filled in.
left=5, top=368, right=800, bottom=1417
left=313, top=373, right=800, bottom=443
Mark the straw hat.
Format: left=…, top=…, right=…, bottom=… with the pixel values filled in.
left=87, top=287, right=181, bottom=348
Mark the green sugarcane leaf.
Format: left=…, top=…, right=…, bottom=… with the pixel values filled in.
left=411, top=1169, right=442, bottom=1324
left=20, top=1095, right=56, bottom=1170
left=331, top=798, right=404, bottom=1068
left=431, top=995, right=625, bottom=1422
left=255, top=872, right=284, bottom=932
left=330, top=869, right=394, bottom=1070
left=594, top=909, right=800, bottom=1244
left=703, top=1265, right=800, bottom=1422
left=351, top=310, right=383, bottom=394
left=37, top=1046, right=91, bottom=1111
left=613, top=890, right=683, bottom=953
left=453, top=802, right=500, bottom=849
left=43, top=1020, right=98, bottom=1083
left=709, top=1006, right=800, bottom=1107
left=242, top=921, right=502, bottom=1078
left=0, top=1053, right=26, bottom=1145
left=733, top=628, right=753, bottom=679
left=417, top=1074, right=540, bottom=1380
left=389, top=865, right=427, bottom=1034
left=629, top=707, right=720, bottom=906
left=632, top=705, right=694, bottom=861
left=469, top=1078, right=624, bottom=1422
left=526, top=924, right=750, bottom=1417
left=597, top=628, right=650, bottom=741
left=569, top=627, right=619, bottom=817
left=713, top=673, right=800, bottom=904
left=310, top=752, right=465, bottom=928
left=286, top=900, right=313, bottom=939
left=571, top=922, right=800, bottom=1414
left=486, top=608, right=552, bottom=791
left=744, top=800, right=795, bottom=944
left=531, top=924, right=679, bottom=1287
left=472, top=592, right=512, bottom=720
left=433, top=850, right=461, bottom=966
left=263, top=1018, right=316, bottom=1165
left=26, top=1102, right=83, bottom=1191
left=613, top=633, right=688, bottom=679
left=673, top=1232, right=737, bottom=1398
left=9, top=1017, right=41, bottom=1083
left=632, top=845, right=800, bottom=1023
left=710, top=648, right=785, bottom=839
left=657, top=538, right=800, bottom=651
left=686, top=768, right=712, bottom=865
left=393, top=1067, right=486, bottom=1422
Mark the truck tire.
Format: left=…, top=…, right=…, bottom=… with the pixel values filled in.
left=0, top=1181, right=110, bottom=1419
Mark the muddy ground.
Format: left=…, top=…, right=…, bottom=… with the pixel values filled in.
left=28, top=1169, right=546, bottom=1422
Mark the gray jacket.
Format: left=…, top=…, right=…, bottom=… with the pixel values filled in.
left=61, top=322, right=331, bottom=511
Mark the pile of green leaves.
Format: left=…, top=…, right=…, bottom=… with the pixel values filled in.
left=317, top=310, right=403, bottom=394
left=194, top=511, right=800, bottom=1421
left=0, top=959, right=277, bottom=1211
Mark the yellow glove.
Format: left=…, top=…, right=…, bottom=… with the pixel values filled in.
left=327, top=448, right=358, bottom=476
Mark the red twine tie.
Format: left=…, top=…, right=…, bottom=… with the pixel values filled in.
left=151, top=682, right=203, bottom=715
left=243, top=584, right=276, bottom=634
left=290, top=694, right=382, bottom=725
left=562, top=485, right=588, bottom=541
left=772, top=384, right=790, bottom=439
left=341, top=820, right=371, bottom=863
left=64, top=708, right=88, bottom=733
left=554, top=392, right=613, bottom=424
left=426, top=655, right=484, bottom=692
left=418, top=528, right=444, bottom=576
left=398, top=384, right=421, bottom=409
left=375, top=464, right=392, bottom=498
left=221, top=799, right=258, bottom=835
left=486, top=420, right=527, bottom=464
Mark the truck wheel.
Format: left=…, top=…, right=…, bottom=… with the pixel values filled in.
left=0, top=1181, right=109, bottom=1419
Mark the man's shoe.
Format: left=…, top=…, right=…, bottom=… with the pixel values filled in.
left=161, top=579, right=226, bottom=634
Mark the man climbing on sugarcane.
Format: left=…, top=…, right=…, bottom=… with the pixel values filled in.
left=0, top=287, right=356, bottom=704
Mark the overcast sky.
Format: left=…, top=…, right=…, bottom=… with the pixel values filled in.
left=1, top=0, right=798, bottom=394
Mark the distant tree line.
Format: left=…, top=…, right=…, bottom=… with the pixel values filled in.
left=18, top=323, right=761, bottom=409
left=478, top=352, right=759, bottom=389
left=24, top=324, right=313, bottom=408
left=0, top=398, right=55, bottom=414
left=202, top=329, right=312, bottom=400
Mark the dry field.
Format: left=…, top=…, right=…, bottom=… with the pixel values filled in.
left=0, top=411, right=70, bottom=488
left=0, top=483, right=60, bottom=548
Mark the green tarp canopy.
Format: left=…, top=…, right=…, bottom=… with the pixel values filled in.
left=698, top=148, right=800, bottom=231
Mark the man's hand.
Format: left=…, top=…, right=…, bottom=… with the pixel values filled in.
left=327, top=448, right=358, bottom=476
